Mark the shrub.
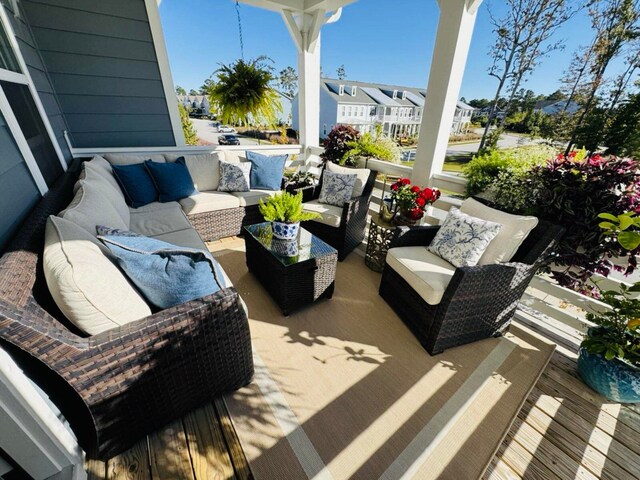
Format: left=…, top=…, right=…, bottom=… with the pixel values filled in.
left=343, top=131, right=400, bottom=166
left=321, top=125, right=360, bottom=164
left=464, top=144, right=556, bottom=197
left=178, top=103, right=198, bottom=145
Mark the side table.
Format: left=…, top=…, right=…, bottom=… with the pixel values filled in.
left=365, top=213, right=396, bottom=273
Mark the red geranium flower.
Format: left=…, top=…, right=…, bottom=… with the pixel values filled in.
left=416, top=196, right=426, bottom=207
left=411, top=185, right=421, bottom=193
left=409, top=208, right=424, bottom=220
left=401, top=178, right=411, bottom=185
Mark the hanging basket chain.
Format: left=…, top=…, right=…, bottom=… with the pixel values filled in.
left=235, top=0, right=244, bottom=60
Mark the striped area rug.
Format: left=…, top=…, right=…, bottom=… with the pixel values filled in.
left=214, top=247, right=555, bottom=480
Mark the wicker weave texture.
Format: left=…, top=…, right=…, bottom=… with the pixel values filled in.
left=0, top=167, right=254, bottom=460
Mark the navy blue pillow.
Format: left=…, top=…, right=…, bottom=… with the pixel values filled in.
left=246, top=151, right=287, bottom=191
left=111, top=163, right=158, bottom=208
left=145, top=157, right=197, bottom=202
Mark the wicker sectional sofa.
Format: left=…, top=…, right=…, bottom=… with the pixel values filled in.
left=0, top=151, right=272, bottom=459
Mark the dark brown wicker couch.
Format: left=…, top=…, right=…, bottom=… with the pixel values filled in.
left=379, top=219, right=565, bottom=355
left=0, top=164, right=254, bottom=460
left=301, top=168, right=377, bottom=261
left=188, top=204, right=265, bottom=241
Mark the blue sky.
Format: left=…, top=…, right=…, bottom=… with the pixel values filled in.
left=159, top=0, right=609, bottom=100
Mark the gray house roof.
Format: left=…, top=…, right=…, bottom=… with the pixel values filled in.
left=320, top=78, right=428, bottom=107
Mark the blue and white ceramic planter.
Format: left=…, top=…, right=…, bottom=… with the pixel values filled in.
left=577, top=347, right=640, bottom=403
left=271, top=221, right=299, bottom=240
left=271, top=238, right=299, bottom=257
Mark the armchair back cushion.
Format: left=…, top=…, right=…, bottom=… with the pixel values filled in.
left=460, top=198, right=538, bottom=264
left=43, top=216, right=151, bottom=336
left=428, top=208, right=501, bottom=268
left=325, top=162, right=371, bottom=197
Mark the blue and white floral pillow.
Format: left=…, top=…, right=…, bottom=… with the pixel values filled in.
left=218, top=161, right=251, bottom=192
left=319, top=171, right=357, bottom=207
left=428, top=208, right=502, bottom=268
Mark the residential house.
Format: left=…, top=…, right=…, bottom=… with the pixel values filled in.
left=177, top=94, right=211, bottom=116
left=534, top=99, right=581, bottom=115
left=292, top=78, right=473, bottom=139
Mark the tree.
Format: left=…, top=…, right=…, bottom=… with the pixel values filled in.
left=175, top=85, right=186, bottom=95
left=565, top=0, right=640, bottom=155
left=188, top=89, right=198, bottom=96
left=206, top=56, right=282, bottom=126
left=336, top=64, right=346, bottom=80
left=200, top=78, right=214, bottom=95
left=178, top=103, right=198, bottom=145
left=479, top=0, right=578, bottom=150
left=278, top=66, right=297, bottom=98
left=604, top=87, right=640, bottom=157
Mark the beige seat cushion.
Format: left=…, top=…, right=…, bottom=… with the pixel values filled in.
left=325, top=162, right=371, bottom=197
left=150, top=228, right=208, bottom=250
left=104, top=153, right=165, bottom=165
left=61, top=182, right=129, bottom=236
left=230, top=189, right=277, bottom=207
left=179, top=191, right=240, bottom=215
left=460, top=198, right=538, bottom=264
left=129, top=201, right=192, bottom=236
left=44, top=216, right=151, bottom=336
left=83, top=155, right=121, bottom=193
left=386, top=246, right=456, bottom=305
left=163, top=153, right=224, bottom=192
left=302, top=199, right=343, bottom=228
left=75, top=163, right=130, bottom=226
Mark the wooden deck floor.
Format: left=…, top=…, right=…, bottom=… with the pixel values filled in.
left=85, top=294, right=640, bottom=480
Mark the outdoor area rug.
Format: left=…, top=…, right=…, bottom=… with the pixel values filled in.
left=213, top=245, right=555, bottom=480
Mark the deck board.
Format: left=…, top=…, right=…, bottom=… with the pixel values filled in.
left=88, top=312, right=640, bottom=480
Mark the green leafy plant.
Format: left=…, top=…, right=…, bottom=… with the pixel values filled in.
left=258, top=191, right=320, bottom=223
left=178, top=103, right=198, bottom=145
left=283, top=171, right=316, bottom=189
left=321, top=125, right=360, bottom=164
left=206, top=56, right=282, bottom=127
left=599, top=212, right=640, bottom=251
left=582, top=284, right=640, bottom=366
left=343, top=129, right=400, bottom=166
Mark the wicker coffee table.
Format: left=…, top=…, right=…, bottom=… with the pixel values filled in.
left=243, top=222, right=338, bottom=315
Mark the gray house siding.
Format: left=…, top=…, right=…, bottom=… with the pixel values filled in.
left=0, top=111, right=40, bottom=252
left=20, top=0, right=175, bottom=148
left=1, top=0, right=72, bottom=162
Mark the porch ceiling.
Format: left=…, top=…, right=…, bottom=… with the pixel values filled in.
left=238, top=0, right=357, bottom=13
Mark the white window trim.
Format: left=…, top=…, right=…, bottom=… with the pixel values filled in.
left=351, top=86, right=356, bottom=96
left=144, top=0, right=186, bottom=146
left=0, top=3, right=67, bottom=172
left=338, top=85, right=345, bottom=95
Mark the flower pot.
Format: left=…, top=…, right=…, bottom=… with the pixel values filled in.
left=577, top=347, right=640, bottom=403
left=392, top=209, right=418, bottom=226
left=271, top=221, right=299, bottom=240
left=271, top=238, right=299, bottom=257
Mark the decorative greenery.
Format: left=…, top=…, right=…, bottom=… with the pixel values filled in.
left=321, top=125, right=360, bottom=164
left=343, top=128, right=400, bottom=166
left=258, top=191, right=320, bottom=223
left=582, top=284, right=640, bottom=366
left=178, top=103, right=198, bottom=145
left=599, top=212, right=640, bottom=251
left=206, top=56, right=282, bottom=127
left=283, top=170, right=316, bottom=189
left=389, top=178, right=441, bottom=222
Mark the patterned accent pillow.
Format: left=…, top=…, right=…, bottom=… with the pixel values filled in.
left=218, top=161, right=251, bottom=192
left=319, top=170, right=357, bottom=207
left=428, top=208, right=502, bottom=268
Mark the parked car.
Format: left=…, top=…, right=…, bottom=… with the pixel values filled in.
left=218, top=125, right=237, bottom=133
left=218, top=134, right=240, bottom=145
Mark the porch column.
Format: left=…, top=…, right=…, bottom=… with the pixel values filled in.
left=412, top=0, right=483, bottom=186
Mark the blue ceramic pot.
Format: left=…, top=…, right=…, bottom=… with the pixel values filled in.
left=577, top=347, right=640, bottom=403
left=271, top=238, right=299, bottom=257
left=271, top=221, right=299, bottom=240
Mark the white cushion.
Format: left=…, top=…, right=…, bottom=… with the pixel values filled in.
left=163, top=153, right=224, bottom=192
left=60, top=182, right=129, bottom=236
left=230, top=189, right=277, bottom=207
left=44, top=216, right=151, bottom=335
left=428, top=208, right=502, bottom=268
left=150, top=228, right=208, bottom=250
left=83, top=155, right=121, bottom=192
left=75, top=163, right=130, bottom=227
left=460, top=198, right=538, bottom=264
left=386, top=247, right=456, bottom=305
left=325, top=162, right=370, bottom=197
left=223, top=150, right=246, bottom=164
left=179, top=191, right=241, bottom=215
left=104, top=153, right=166, bottom=165
left=129, top=202, right=192, bottom=236
left=302, top=199, right=343, bottom=228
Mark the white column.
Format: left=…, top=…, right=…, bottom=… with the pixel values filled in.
left=297, top=33, right=321, bottom=149
left=412, top=0, right=482, bottom=186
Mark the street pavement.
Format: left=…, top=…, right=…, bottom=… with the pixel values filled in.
left=191, top=118, right=260, bottom=146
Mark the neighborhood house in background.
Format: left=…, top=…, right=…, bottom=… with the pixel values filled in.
left=292, top=78, right=475, bottom=139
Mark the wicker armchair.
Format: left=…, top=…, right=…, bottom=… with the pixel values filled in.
left=301, top=168, right=377, bottom=261
left=0, top=167, right=254, bottom=460
left=379, top=219, right=564, bottom=355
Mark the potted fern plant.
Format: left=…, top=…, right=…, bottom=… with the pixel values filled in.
left=259, top=191, right=320, bottom=240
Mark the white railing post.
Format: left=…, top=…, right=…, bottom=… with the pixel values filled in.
left=412, top=0, right=482, bottom=187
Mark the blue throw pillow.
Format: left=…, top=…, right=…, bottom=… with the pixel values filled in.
left=246, top=150, right=287, bottom=191
left=111, top=163, right=158, bottom=208
left=96, top=226, right=227, bottom=309
left=145, top=157, right=197, bottom=202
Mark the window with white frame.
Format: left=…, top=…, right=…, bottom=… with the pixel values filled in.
left=351, top=86, right=357, bottom=96
left=339, top=85, right=345, bottom=95
left=347, top=106, right=352, bottom=116
left=0, top=6, right=65, bottom=193
left=341, top=105, right=346, bottom=117
left=392, top=90, right=398, bottom=99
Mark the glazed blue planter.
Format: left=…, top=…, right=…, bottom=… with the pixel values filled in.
left=577, top=347, right=640, bottom=403
left=271, top=238, right=299, bottom=257
left=271, top=221, right=299, bottom=240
